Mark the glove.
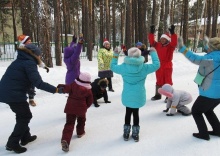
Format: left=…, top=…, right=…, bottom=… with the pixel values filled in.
left=150, top=25, right=155, bottom=33
left=57, top=87, right=64, bottom=94
left=72, top=35, right=77, bottom=43
left=78, top=33, right=84, bottom=44
left=44, top=66, right=49, bottom=73
left=163, top=108, right=169, bottom=112
left=166, top=113, right=174, bottom=116
left=177, top=37, right=184, bottom=50
left=203, top=36, right=209, bottom=51
left=105, top=101, right=111, bottom=103
left=114, top=47, right=120, bottom=54
left=168, top=24, right=175, bottom=34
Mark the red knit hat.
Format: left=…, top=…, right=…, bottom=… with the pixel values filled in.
left=17, top=35, right=30, bottom=44
left=103, top=38, right=110, bottom=46
left=160, top=33, right=171, bottom=42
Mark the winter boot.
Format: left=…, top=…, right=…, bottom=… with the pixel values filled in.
left=6, top=145, right=27, bottom=154
left=29, top=99, right=36, bottom=106
left=192, top=133, right=210, bottom=141
left=61, top=140, right=69, bottom=152
left=20, top=135, right=37, bottom=146
left=132, top=125, right=140, bottom=142
left=123, top=124, right=131, bottom=141
left=77, top=132, right=85, bottom=138
left=151, top=85, right=161, bottom=101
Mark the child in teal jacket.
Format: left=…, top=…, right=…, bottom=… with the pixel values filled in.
left=110, top=47, right=160, bottom=142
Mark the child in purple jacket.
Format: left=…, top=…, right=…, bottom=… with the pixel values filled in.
left=64, top=34, right=84, bottom=84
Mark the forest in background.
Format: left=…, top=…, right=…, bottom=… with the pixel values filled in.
left=0, top=0, right=219, bottom=67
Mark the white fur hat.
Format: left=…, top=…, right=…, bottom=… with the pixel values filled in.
left=75, top=72, right=92, bottom=89
left=160, top=33, right=171, bottom=42
left=128, top=47, right=141, bottom=57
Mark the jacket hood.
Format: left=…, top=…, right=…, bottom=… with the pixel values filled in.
left=123, top=56, right=145, bottom=74
left=17, top=47, right=42, bottom=65
left=64, top=46, right=75, bottom=58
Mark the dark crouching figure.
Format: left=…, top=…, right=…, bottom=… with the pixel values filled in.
left=91, top=78, right=111, bottom=107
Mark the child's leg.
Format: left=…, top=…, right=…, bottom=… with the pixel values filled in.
left=61, top=114, right=76, bottom=145
left=76, top=114, right=86, bottom=137
left=125, top=107, right=132, bottom=125
left=132, top=108, right=140, bottom=142
left=132, top=108, right=139, bottom=126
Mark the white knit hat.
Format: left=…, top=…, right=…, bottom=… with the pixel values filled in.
left=128, top=47, right=141, bottom=57
left=160, top=33, right=171, bottom=42
left=75, top=72, right=92, bottom=89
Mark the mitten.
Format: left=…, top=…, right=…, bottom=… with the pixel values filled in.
left=203, top=36, right=209, bottom=51
left=105, top=101, right=111, bottom=103
left=44, top=66, right=49, bottom=73
left=72, top=35, right=77, bottom=43
left=114, top=47, right=120, bottom=54
left=163, top=108, right=169, bottom=112
left=177, top=37, right=185, bottom=50
left=149, top=47, right=157, bottom=52
left=150, top=25, right=155, bottom=34
left=166, top=113, right=174, bottom=116
left=57, top=87, right=64, bottom=94
left=78, top=33, right=84, bottom=44
left=169, top=25, right=175, bottom=34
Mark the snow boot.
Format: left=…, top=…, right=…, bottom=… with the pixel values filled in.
left=192, top=133, right=210, bottom=141
left=123, top=124, right=131, bottom=141
left=151, top=85, right=161, bottom=101
left=6, top=144, right=27, bottom=154
left=20, top=135, right=37, bottom=146
left=61, top=140, right=69, bottom=152
left=132, top=125, right=140, bottom=142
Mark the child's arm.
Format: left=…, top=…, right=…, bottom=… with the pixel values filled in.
left=86, top=90, right=93, bottom=108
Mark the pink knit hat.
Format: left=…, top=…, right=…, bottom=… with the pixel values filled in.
left=160, top=33, right=171, bottom=42
left=158, top=84, right=173, bottom=98
left=75, top=72, right=92, bottom=89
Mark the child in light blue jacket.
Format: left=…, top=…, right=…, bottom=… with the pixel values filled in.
left=110, top=47, right=160, bottom=142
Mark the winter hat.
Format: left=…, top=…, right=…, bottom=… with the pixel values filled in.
left=17, top=35, right=30, bottom=47
left=208, top=37, right=220, bottom=51
left=103, top=38, right=110, bottom=46
left=160, top=33, right=171, bottom=42
left=25, top=44, right=42, bottom=56
left=135, top=42, right=143, bottom=47
left=75, top=72, right=92, bottom=89
left=128, top=47, right=141, bottom=57
left=158, top=84, right=174, bottom=98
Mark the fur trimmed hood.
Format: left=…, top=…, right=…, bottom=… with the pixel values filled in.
left=17, top=45, right=42, bottom=65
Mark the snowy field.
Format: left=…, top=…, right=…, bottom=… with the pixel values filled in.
left=0, top=51, right=220, bottom=156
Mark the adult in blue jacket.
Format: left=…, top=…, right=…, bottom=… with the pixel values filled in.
left=178, top=36, right=220, bottom=141
left=110, top=47, right=160, bottom=142
left=0, top=44, right=62, bottom=153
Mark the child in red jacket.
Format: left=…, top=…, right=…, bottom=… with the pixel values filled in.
left=58, top=72, right=93, bottom=152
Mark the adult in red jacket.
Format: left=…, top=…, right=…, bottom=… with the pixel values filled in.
left=148, top=25, right=177, bottom=102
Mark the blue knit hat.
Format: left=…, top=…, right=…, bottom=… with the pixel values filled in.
left=135, top=42, right=143, bottom=47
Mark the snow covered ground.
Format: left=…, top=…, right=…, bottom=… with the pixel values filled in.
left=0, top=52, right=220, bottom=156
